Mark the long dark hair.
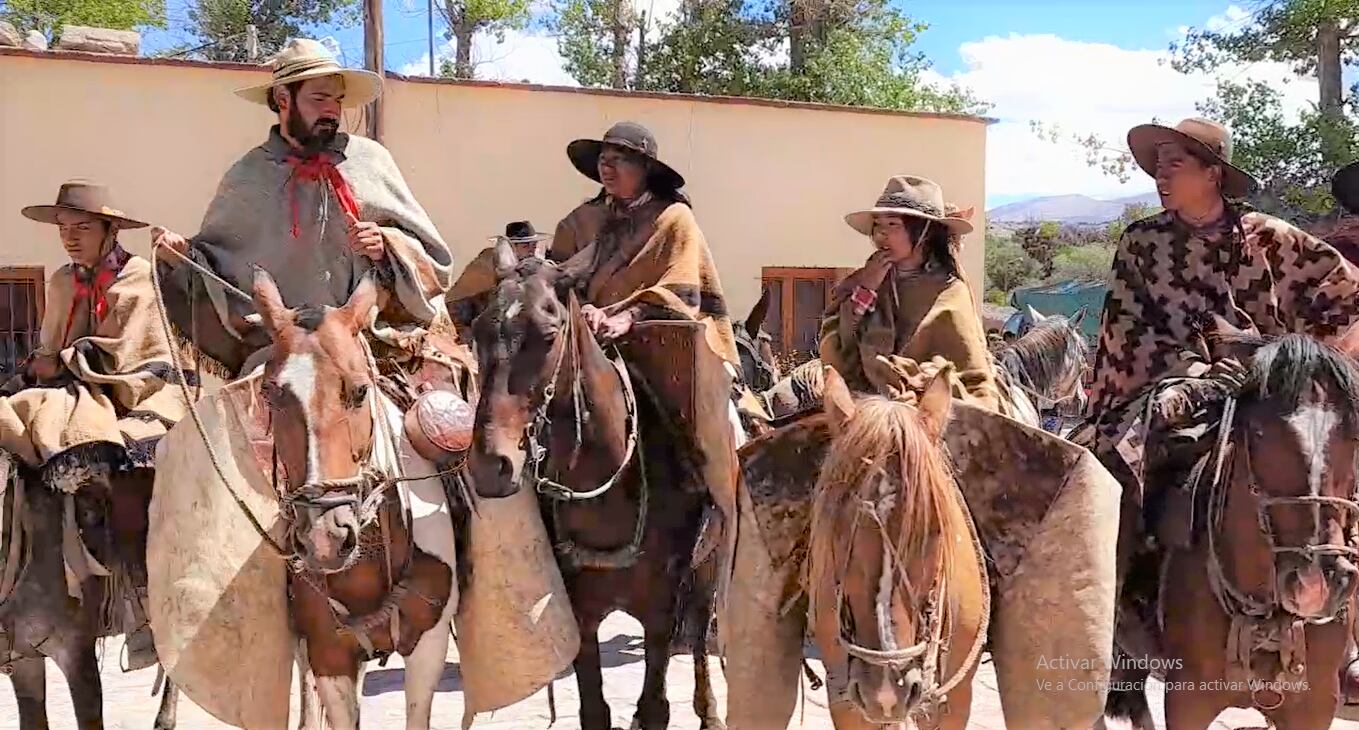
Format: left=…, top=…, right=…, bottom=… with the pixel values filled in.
left=901, top=216, right=961, bottom=277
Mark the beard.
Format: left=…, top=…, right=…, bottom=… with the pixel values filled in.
left=287, top=106, right=340, bottom=154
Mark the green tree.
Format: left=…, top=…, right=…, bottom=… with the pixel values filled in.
left=437, top=0, right=533, bottom=79
left=554, top=0, right=637, bottom=88
left=984, top=234, right=1042, bottom=298
left=3, top=0, right=164, bottom=41
left=640, top=0, right=771, bottom=95
left=183, top=0, right=359, bottom=62
left=1106, top=201, right=1162, bottom=240
left=1049, top=244, right=1115, bottom=284
left=1172, top=0, right=1358, bottom=161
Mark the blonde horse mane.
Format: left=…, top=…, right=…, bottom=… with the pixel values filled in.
left=807, top=395, right=964, bottom=626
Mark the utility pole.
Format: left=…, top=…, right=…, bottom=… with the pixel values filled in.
left=364, top=0, right=385, bottom=142
left=427, top=0, right=435, bottom=76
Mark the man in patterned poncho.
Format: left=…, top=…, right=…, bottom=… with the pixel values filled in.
left=1085, top=118, right=1359, bottom=705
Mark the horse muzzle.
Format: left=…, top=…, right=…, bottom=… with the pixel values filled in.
left=846, top=662, right=923, bottom=724
left=1279, top=555, right=1357, bottom=620
left=293, top=504, right=361, bottom=573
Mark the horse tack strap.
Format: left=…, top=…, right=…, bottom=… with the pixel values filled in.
left=533, top=349, right=641, bottom=503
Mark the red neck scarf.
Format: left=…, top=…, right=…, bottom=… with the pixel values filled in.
left=64, top=244, right=131, bottom=345
left=285, top=152, right=361, bottom=238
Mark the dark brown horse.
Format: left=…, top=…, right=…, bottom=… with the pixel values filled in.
left=0, top=462, right=180, bottom=729
left=250, top=269, right=457, bottom=730
left=465, top=242, right=721, bottom=729
left=1104, top=318, right=1359, bottom=729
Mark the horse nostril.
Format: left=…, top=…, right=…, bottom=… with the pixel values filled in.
left=341, top=527, right=358, bottom=555
left=497, top=455, right=514, bottom=480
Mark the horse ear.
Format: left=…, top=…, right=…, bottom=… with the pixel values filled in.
left=555, top=243, right=596, bottom=288
left=1026, top=305, right=1047, bottom=323
left=1070, top=305, right=1089, bottom=327
left=746, top=289, right=771, bottom=337
left=339, top=271, right=380, bottom=334
left=251, top=266, right=293, bottom=336
left=493, top=238, right=519, bottom=279
left=915, top=365, right=955, bottom=439
left=822, top=366, right=856, bottom=433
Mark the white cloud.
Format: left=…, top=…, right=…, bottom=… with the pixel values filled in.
left=400, top=29, right=578, bottom=86
left=925, top=31, right=1318, bottom=203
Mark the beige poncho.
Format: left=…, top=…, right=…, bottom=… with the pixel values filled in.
left=186, top=127, right=454, bottom=344
left=0, top=247, right=189, bottom=474
left=819, top=266, right=1002, bottom=413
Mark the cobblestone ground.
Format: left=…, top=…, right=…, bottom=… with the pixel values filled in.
left=1, top=613, right=1356, bottom=729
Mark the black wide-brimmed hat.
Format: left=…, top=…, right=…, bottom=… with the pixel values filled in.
left=21, top=179, right=148, bottom=229
left=566, top=121, right=686, bottom=190
left=1334, top=161, right=1359, bottom=215
left=500, top=220, right=550, bottom=243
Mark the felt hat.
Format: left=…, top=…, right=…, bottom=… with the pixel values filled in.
left=234, top=38, right=382, bottom=108
left=566, top=121, right=685, bottom=190
left=499, top=221, right=550, bottom=244
left=21, top=180, right=148, bottom=230
left=1333, top=160, right=1359, bottom=215
left=1127, top=117, right=1258, bottom=199
left=844, top=175, right=974, bottom=237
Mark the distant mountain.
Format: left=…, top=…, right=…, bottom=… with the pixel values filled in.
left=988, top=192, right=1160, bottom=225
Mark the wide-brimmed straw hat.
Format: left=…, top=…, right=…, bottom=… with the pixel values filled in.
left=499, top=221, right=550, bottom=244
left=1127, top=117, right=1259, bottom=199
left=1333, top=161, right=1359, bottom=215
left=566, top=121, right=686, bottom=190
left=234, top=38, right=382, bottom=108
left=21, top=180, right=148, bottom=230
left=844, top=175, right=975, bottom=237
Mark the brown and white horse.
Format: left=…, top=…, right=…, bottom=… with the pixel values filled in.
left=251, top=269, right=459, bottom=730
left=1105, top=317, right=1359, bottom=729
left=806, top=368, right=989, bottom=729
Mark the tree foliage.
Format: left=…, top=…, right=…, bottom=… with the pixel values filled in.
left=554, top=0, right=989, bottom=113
left=438, top=0, right=533, bottom=79
left=183, top=0, right=359, bottom=62
left=3, top=0, right=164, bottom=41
left=984, top=233, right=1042, bottom=300
left=1049, top=244, right=1114, bottom=284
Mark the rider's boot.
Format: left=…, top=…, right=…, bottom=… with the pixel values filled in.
left=1341, top=626, right=1359, bottom=706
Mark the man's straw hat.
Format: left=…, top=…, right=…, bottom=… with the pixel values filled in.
left=1127, top=117, right=1258, bottom=199
left=234, top=38, right=382, bottom=108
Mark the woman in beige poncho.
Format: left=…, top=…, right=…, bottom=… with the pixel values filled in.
left=819, top=175, right=1002, bottom=412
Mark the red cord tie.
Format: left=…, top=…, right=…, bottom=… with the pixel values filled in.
left=285, top=153, right=361, bottom=239
left=64, top=247, right=128, bottom=345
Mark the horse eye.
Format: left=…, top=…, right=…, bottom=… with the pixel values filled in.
left=345, top=383, right=370, bottom=409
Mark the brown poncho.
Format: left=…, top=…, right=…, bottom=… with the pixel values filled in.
left=0, top=248, right=189, bottom=473
left=549, top=195, right=740, bottom=367
left=1088, top=209, right=1359, bottom=452
left=818, top=267, right=1002, bottom=413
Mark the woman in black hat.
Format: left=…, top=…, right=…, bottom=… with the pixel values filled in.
left=547, top=121, right=740, bottom=365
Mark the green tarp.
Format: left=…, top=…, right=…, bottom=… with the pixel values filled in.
left=1010, top=280, right=1107, bottom=341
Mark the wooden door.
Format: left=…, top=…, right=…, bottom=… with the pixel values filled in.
left=760, top=267, right=854, bottom=362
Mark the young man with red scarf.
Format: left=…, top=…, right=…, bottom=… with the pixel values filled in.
left=5, top=180, right=191, bottom=670
left=153, top=39, right=458, bottom=380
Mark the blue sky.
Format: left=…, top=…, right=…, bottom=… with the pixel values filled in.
left=142, top=2, right=1349, bottom=208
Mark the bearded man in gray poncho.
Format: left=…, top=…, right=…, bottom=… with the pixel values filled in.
left=154, top=39, right=472, bottom=391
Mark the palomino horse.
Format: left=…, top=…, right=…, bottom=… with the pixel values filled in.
left=250, top=270, right=458, bottom=730
left=465, top=243, right=721, bottom=730
left=1104, top=317, right=1359, bottom=729
left=991, top=305, right=1088, bottom=431
left=805, top=368, right=989, bottom=728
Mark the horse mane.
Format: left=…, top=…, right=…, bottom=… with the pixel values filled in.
left=993, top=315, right=1087, bottom=391
left=1219, top=331, right=1359, bottom=416
left=807, top=396, right=963, bottom=623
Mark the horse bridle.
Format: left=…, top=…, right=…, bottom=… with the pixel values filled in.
left=828, top=470, right=989, bottom=718
left=519, top=303, right=648, bottom=569
left=1203, top=397, right=1359, bottom=626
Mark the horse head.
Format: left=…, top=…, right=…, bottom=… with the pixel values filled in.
left=252, top=268, right=379, bottom=573
left=1204, top=315, right=1359, bottom=622
left=734, top=289, right=779, bottom=392
left=994, top=307, right=1090, bottom=417
left=466, top=239, right=605, bottom=499
left=808, top=366, right=963, bottom=723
